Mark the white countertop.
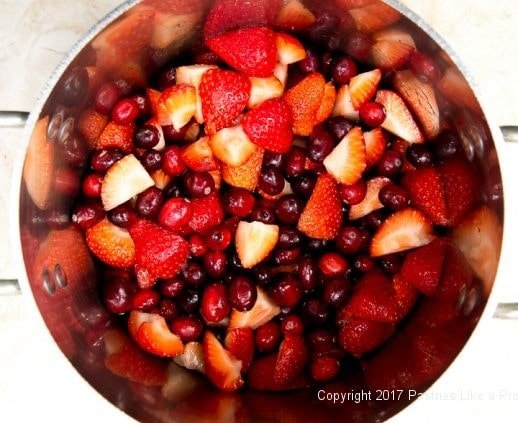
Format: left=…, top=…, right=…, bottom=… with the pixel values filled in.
left=0, top=1, right=517, bottom=422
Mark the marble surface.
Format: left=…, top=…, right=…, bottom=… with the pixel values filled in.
left=0, top=1, right=517, bottom=422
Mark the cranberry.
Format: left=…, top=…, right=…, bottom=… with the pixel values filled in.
left=323, top=277, right=350, bottom=308
left=223, top=188, right=256, bottom=217
left=380, top=254, right=402, bottom=275
left=409, top=51, right=441, bottom=83
left=406, top=143, right=433, bottom=168
left=310, top=356, right=340, bottom=381
left=201, top=283, right=230, bottom=323
left=158, top=299, right=178, bottom=321
left=188, top=234, right=207, bottom=257
left=283, top=146, right=306, bottom=178
left=331, top=57, right=358, bottom=85
left=178, top=288, right=200, bottom=313
left=433, top=130, right=461, bottom=159
left=339, top=180, right=367, bottom=205
left=298, top=257, right=319, bottom=293
left=363, top=209, right=387, bottom=230
left=229, top=275, right=257, bottom=312
left=308, top=126, right=335, bottom=163
left=94, top=82, right=121, bottom=115
left=135, top=187, right=164, bottom=218
left=291, top=174, right=316, bottom=197
left=160, top=278, right=185, bottom=298
left=271, top=274, right=302, bottom=308
left=273, top=247, right=302, bottom=265
left=344, top=31, right=372, bottom=61
left=275, top=195, right=303, bottom=225
left=309, top=329, right=336, bottom=354
left=135, top=125, right=160, bottom=149
left=377, top=149, right=403, bottom=176
left=182, top=262, right=205, bottom=286
left=319, top=252, right=349, bottom=279
left=278, top=227, right=302, bottom=249
left=131, top=289, right=160, bottom=311
left=253, top=265, right=273, bottom=288
left=82, top=173, right=103, bottom=197
left=203, top=251, right=227, bottom=278
left=354, top=255, right=375, bottom=273
left=103, top=278, right=135, bottom=314
left=328, top=116, right=354, bottom=141
left=255, top=322, right=281, bottom=353
left=193, top=49, right=220, bottom=65
left=158, top=198, right=193, bottom=232
left=111, top=98, right=139, bottom=125
left=90, top=149, right=124, bottom=173
left=379, top=184, right=409, bottom=210
left=158, top=66, right=177, bottom=90
left=259, top=165, right=285, bottom=196
left=223, top=216, right=240, bottom=237
left=205, top=226, right=232, bottom=251
left=163, top=124, right=189, bottom=143
left=303, top=298, right=329, bottom=325
left=251, top=205, right=275, bottom=224
left=337, top=226, right=363, bottom=254
left=131, top=94, right=150, bottom=118
left=170, top=316, right=203, bottom=343
left=307, top=238, right=328, bottom=252
left=162, top=146, right=186, bottom=176
left=63, top=136, right=88, bottom=167
left=72, top=202, right=105, bottom=229
left=281, top=315, right=304, bottom=335
left=263, top=151, right=284, bottom=169
left=184, top=171, right=215, bottom=198
left=58, top=67, right=89, bottom=107
left=359, top=102, right=386, bottom=127
left=141, top=150, right=163, bottom=172
left=108, top=203, right=137, bottom=228
left=298, top=49, right=320, bottom=74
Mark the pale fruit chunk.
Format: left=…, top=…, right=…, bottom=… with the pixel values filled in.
left=161, top=362, right=201, bottom=403
left=249, top=76, right=284, bottom=108
left=229, top=287, right=281, bottom=330
left=333, top=85, right=360, bottom=121
left=276, top=33, right=306, bottom=65
left=174, top=342, right=206, bottom=374
left=235, top=221, right=279, bottom=268
left=349, top=177, right=391, bottom=220
left=273, top=63, right=288, bottom=87
left=176, top=65, right=217, bottom=123
left=210, top=125, right=258, bottom=166
left=159, top=84, right=197, bottom=131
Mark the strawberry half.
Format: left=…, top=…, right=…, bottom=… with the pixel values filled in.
left=129, top=219, right=189, bottom=288
left=225, top=327, right=255, bottom=373
left=176, top=64, right=217, bottom=123
left=370, top=208, right=435, bottom=257
left=86, top=218, right=135, bottom=269
left=221, top=148, right=264, bottom=191
left=349, top=176, right=391, bottom=220
left=276, top=33, right=306, bottom=65
left=188, top=192, right=225, bottom=233
left=274, top=334, right=308, bottom=385
left=349, top=69, right=382, bottom=110
left=229, top=287, right=281, bottom=330
left=242, top=98, right=294, bottom=153
left=249, top=75, right=284, bottom=108
left=210, top=125, right=258, bottom=166
left=203, top=331, right=244, bottom=392
left=338, top=319, right=395, bottom=357
left=276, top=0, right=316, bottom=31
left=199, top=68, right=251, bottom=134
left=248, top=354, right=310, bottom=391
left=298, top=173, right=343, bottom=240
left=97, top=121, right=135, bottom=153
left=235, top=221, right=280, bottom=268
left=181, top=137, right=219, bottom=172
left=207, top=27, right=277, bottom=77
left=158, top=84, right=197, bottom=130
left=333, top=85, right=360, bottom=121
left=370, top=39, right=414, bottom=70
left=364, top=127, right=387, bottom=168
left=316, top=82, right=337, bottom=125
left=434, top=242, right=474, bottom=303
left=174, top=341, right=206, bottom=374
left=77, top=108, right=108, bottom=149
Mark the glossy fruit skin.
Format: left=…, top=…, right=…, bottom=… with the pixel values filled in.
left=328, top=116, right=354, bottom=141
left=331, top=57, right=358, bottom=85
left=160, top=278, right=185, bottom=298
left=275, top=195, right=303, bottom=225
left=134, top=125, right=160, bottom=149
left=141, top=150, right=163, bottom=172
left=201, top=283, right=230, bottom=323
left=158, top=198, right=193, bottom=232
left=90, top=149, right=124, bottom=173
left=310, top=356, right=340, bottom=381
left=108, top=203, right=137, bottom=228
left=72, top=202, right=105, bottom=229
left=271, top=274, right=302, bottom=308
left=319, top=252, right=349, bottom=279
left=307, top=126, right=335, bottom=163
left=205, top=226, right=232, bottom=251
left=255, top=321, right=281, bottom=352
left=184, top=171, right=215, bottom=198
left=229, top=275, right=257, bottom=312
left=259, top=165, right=285, bottom=195
left=182, top=262, right=206, bottom=287
left=281, top=315, right=304, bottom=335
left=322, top=277, right=350, bottom=308
left=359, top=102, right=386, bottom=127
left=94, top=82, right=121, bottom=115
left=377, top=149, right=403, bottom=176
left=82, top=174, right=103, bottom=198
left=170, top=316, right=203, bottom=343
left=339, top=180, right=367, bottom=205
left=203, top=250, right=227, bottom=278
left=103, top=278, right=135, bottom=315
left=223, top=188, right=256, bottom=217
left=135, top=187, right=164, bottom=218
left=112, top=98, right=139, bottom=125
left=162, top=146, right=186, bottom=176
left=336, top=226, right=363, bottom=254
left=379, top=184, right=409, bottom=211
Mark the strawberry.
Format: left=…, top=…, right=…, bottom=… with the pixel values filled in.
left=370, top=40, right=414, bottom=70
left=370, top=208, right=435, bottom=257
left=157, top=84, right=197, bottom=130
left=276, top=0, right=316, bottom=31
left=375, top=89, right=424, bottom=143
left=77, top=108, right=108, bottom=149
left=128, top=311, right=184, bottom=357
left=392, top=274, right=418, bottom=315
left=176, top=65, right=218, bottom=123
left=248, top=354, right=310, bottom=391
left=315, top=82, right=337, bottom=124
left=349, top=69, right=381, bottom=110
left=274, top=334, right=308, bottom=385
left=434, top=242, right=473, bottom=303
left=348, top=2, right=401, bottom=33
left=222, top=148, right=264, bottom=191
left=323, top=126, right=367, bottom=185
left=188, top=192, right=225, bottom=233
left=181, top=137, right=218, bottom=172
left=229, top=287, right=281, bottom=330
left=209, top=168, right=222, bottom=190
left=249, top=76, right=284, bottom=108
left=225, top=327, right=255, bottom=373
left=209, top=125, right=258, bottom=166
left=333, top=84, right=359, bottom=121
left=297, top=173, right=343, bottom=240
left=203, top=331, right=244, bottom=392
left=199, top=68, right=251, bottom=134
left=173, top=341, right=206, bottom=373
left=101, top=154, right=154, bottom=211
left=242, top=98, right=293, bottom=153
left=364, top=127, right=387, bottom=168
left=235, top=221, right=280, bottom=268
left=151, top=169, right=172, bottom=190
left=349, top=176, right=390, bottom=220
left=400, top=238, right=447, bottom=295
left=97, top=121, right=135, bottom=153
left=146, top=88, right=162, bottom=116
left=453, top=206, right=502, bottom=293
left=207, top=27, right=277, bottom=77
left=161, top=362, right=202, bottom=403
left=274, top=63, right=289, bottom=87
left=372, top=27, right=416, bottom=48
left=285, top=72, right=326, bottom=136
left=338, top=319, right=395, bottom=357
left=392, top=138, right=416, bottom=173
left=129, top=219, right=189, bottom=288
left=393, top=70, right=440, bottom=139
left=86, top=218, right=135, bottom=269
left=411, top=297, right=462, bottom=328
left=145, top=118, right=166, bottom=151
left=276, top=33, right=306, bottom=65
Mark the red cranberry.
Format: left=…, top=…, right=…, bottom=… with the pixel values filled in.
left=311, top=356, right=340, bottom=381
left=339, top=180, right=367, bottom=205
left=158, top=299, right=178, bottom=321
left=379, top=184, right=409, bottom=210
left=184, top=171, right=215, bottom=198
left=380, top=254, right=402, bottom=275
left=205, top=226, right=232, bottom=251
left=271, top=274, right=302, bottom=308
left=344, top=31, right=372, bottom=61
left=158, top=66, right=177, bottom=90
left=135, top=187, right=164, bottom=218
left=112, top=98, right=139, bottom=125
left=331, top=56, right=358, bottom=85
left=281, top=315, right=304, bottom=335
left=188, top=234, right=207, bottom=257
left=108, top=203, right=137, bottom=228
left=323, top=277, right=350, bottom=308
left=319, top=252, right=349, bottom=279
left=298, top=257, right=319, bottom=293
left=178, top=289, right=200, bottom=314
left=307, top=238, right=328, bottom=252
left=259, top=165, right=285, bottom=196
left=141, top=150, right=163, bottom=172
left=58, top=67, right=89, bottom=107
left=255, top=322, right=281, bottom=352
left=162, top=146, right=186, bottom=176
left=283, top=146, right=306, bottom=178
left=135, top=125, right=160, bottom=149
left=94, top=82, right=121, bottom=115
left=223, top=216, right=240, bottom=237
left=291, top=174, right=316, bottom=197
left=353, top=255, right=375, bottom=273
left=275, top=195, right=303, bottom=225
left=201, top=283, right=230, bottom=323
left=158, top=197, right=193, bottom=231
left=406, top=144, right=433, bottom=168
left=303, top=298, right=330, bottom=325
left=359, top=102, right=386, bottom=127
left=278, top=227, right=302, bottom=249
left=203, top=251, right=227, bottom=278
left=223, top=188, right=256, bottom=217
left=170, top=316, right=203, bottom=343
left=82, top=173, right=103, bottom=197
left=298, top=48, right=320, bottom=74
left=63, top=136, right=88, bottom=167
left=182, top=262, right=205, bottom=286
left=131, top=289, right=160, bottom=311
left=263, top=151, right=284, bottom=169
left=253, top=265, right=273, bottom=288
left=160, top=278, right=185, bottom=298
left=229, top=275, right=257, bottom=312
left=193, top=49, right=220, bottom=65
left=337, top=226, right=363, bottom=254
left=251, top=205, right=276, bottom=224
left=131, top=94, right=150, bottom=117
left=273, top=247, right=302, bottom=265
left=308, top=126, right=335, bottom=163
left=72, top=202, right=105, bottom=229
left=309, top=329, right=336, bottom=354
left=409, top=51, right=441, bottom=83
left=433, top=130, right=462, bottom=159
left=377, top=149, right=403, bottom=176
left=163, top=124, right=189, bottom=143
left=362, top=209, right=387, bottom=230
left=90, top=149, right=124, bottom=173
left=328, top=116, right=354, bottom=141
left=103, top=278, right=135, bottom=314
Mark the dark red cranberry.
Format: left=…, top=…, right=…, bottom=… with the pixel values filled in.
left=58, top=67, right=89, bottom=107
left=135, top=125, right=160, bottom=149
left=339, top=180, right=367, bottom=205
left=158, top=198, right=193, bottom=231
left=323, top=277, right=350, bottom=308
left=273, top=248, right=302, bottom=265
left=90, top=149, right=124, bottom=173
left=182, top=262, right=205, bottom=286
left=337, top=226, right=363, bottom=254
left=63, top=136, right=88, bottom=167
left=205, top=226, right=232, bottom=251
left=311, top=356, right=340, bottom=381
left=160, top=278, right=185, bottom=298
left=328, top=116, right=354, bottom=141
left=319, top=252, right=349, bottom=279
left=263, top=151, right=284, bottom=169
left=178, top=289, right=200, bottom=314
left=433, top=130, right=462, bottom=159
left=275, top=195, right=303, bottom=225
left=163, top=124, right=189, bottom=143
left=131, top=289, right=160, bottom=311
left=188, top=234, right=207, bottom=257
left=162, top=146, right=186, bottom=176
left=359, top=102, right=386, bottom=127
left=283, top=146, right=306, bottom=178
left=201, top=283, right=230, bottom=323
left=112, top=98, right=139, bottom=125
left=406, top=143, right=433, bottom=168
left=298, top=49, right=320, bottom=74
left=193, top=49, right=220, bottom=65
left=377, top=149, right=403, bottom=176
left=380, top=254, right=402, bottom=275
left=344, top=31, right=372, bottom=61
left=158, top=299, right=178, bottom=321
left=135, top=186, right=164, bottom=218
left=184, top=171, right=215, bottom=198
left=379, top=184, right=409, bottom=210
left=291, top=174, right=316, bottom=197
left=303, top=298, right=330, bottom=325
left=278, top=227, right=302, bottom=249
left=281, top=315, right=304, bottom=335
left=223, top=188, right=256, bottom=217
left=353, top=255, right=375, bottom=273
left=131, top=94, right=150, bottom=117
left=82, top=173, right=103, bottom=197
left=306, top=238, right=328, bottom=252
left=253, top=265, right=273, bottom=288
left=259, top=165, right=285, bottom=196
left=94, top=82, right=122, bottom=115
left=203, top=251, right=227, bottom=278
left=362, top=209, right=386, bottom=230
left=170, top=316, right=203, bottom=343
left=158, top=66, right=177, bottom=90
left=103, top=278, right=135, bottom=314
left=251, top=205, right=275, bottom=224
left=141, top=150, right=163, bottom=172
left=255, top=322, right=281, bottom=352
left=271, top=274, right=302, bottom=308
left=223, top=216, right=240, bottom=237
left=72, top=202, right=105, bottom=229
left=108, top=203, right=137, bottom=228
left=229, top=275, right=257, bottom=312
left=298, top=257, right=319, bottom=293
left=332, top=56, right=358, bottom=85
left=309, top=329, right=335, bottom=353
left=308, top=126, right=335, bottom=163
left=409, top=51, right=441, bottom=83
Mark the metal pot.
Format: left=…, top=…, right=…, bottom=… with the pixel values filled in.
left=2, top=0, right=518, bottom=421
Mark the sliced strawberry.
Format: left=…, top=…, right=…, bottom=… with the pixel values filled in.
left=188, top=192, right=225, bottom=233
left=146, top=88, right=162, bottom=116
left=349, top=2, right=401, bottom=33
left=434, top=242, right=473, bottom=303
left=285, top=72, right=326, bottom=136
left=129, top=219, right=189, bottom=288
left=203, top=331, right=244, bottom=392
left=364, top=127, right=387, bottom=168
left=276, top=33, right=306, bottom=65
left=370, top=208, right=435, bottom=257
left=323, top=126, right=367, bottom=185
left=199, top=68, right=251, bottom=134
left=338, top=319, right=395, bottom=357
left=86, top=218, right=135, bottom=269
left=209, top=125, right=257, bottom=166
left=225, top=327, right=255, bottom=373
left=393, top=70, right=440, bottom=139
left=372, top=27, right=416, bottom=48
left=221, top=149, right=264, bottom=191
left=157, top=84, right=197, bottom=130
left=248, top=354, right=310, bottom=391
left=333, top=85, right=359, bottom=121
left=411, top=297, right=462, bottom=328
left=453, top=206, right=502, bottom=293
left=274, top=334, right=308, bottom=385
left=392, top=274, right=418, bottom=316
left=173, top=341, right=206, bottom=373
left=276, top=0, right=316, bottom=31
left=297, top=173, right=343, bottom=240
left=207, top=27, right=277, bottom=78
left=229, top=287, right=281, bottom=330
left=101, top=154, right=154, bottom=211
left=77, top=108, right=108, bottom=149
left=145, top=118, right=166, bottom=151
left=349, top=69, right=381, bottom=110
left=316, top=82, right=337, bottom=125
left=349, top=176, right=390, bottom=220
left=249, top=76, right=284, bottom=108
left=209, top=168, right=222, bottom=190
left=128, top=311, right=184, bottom=357
left=181, top=136, right=218, bottom=172
left=97, top=122, right=135, bottom=153
left=370, top=39, right=414, bottom=70
left=176, top=64, right=217, bottom=123
left=392, top=138, right=416, bottom=173
left=375, top=89, right=424, bottom=143
left=151, top=169, right=172, bottom=190
left=274, top=63, right=288, bottom=87
left=242, top=98, right=293, bottom=153
left=235, top=221, right=279, bottom=268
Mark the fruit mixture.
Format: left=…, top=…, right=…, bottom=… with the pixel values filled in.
left=67, top=0, right=502, bottom=395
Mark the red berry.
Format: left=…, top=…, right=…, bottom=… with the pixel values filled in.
left=162, top=146, right=186, bottom=176
left=223, top=188, right=256, bottom=217
left=82, top=173, right=103, bottom=197
left=188, top=234, right=207, bottom=257
left=160, top=278, right=185, bottom=298
left=201, top=283, right=230, bottom=323
left=205, top=225, right=232, bottom=251
left=170, top=316, right=203, bottom=343
left=359, top=102, right=386, bottom=127
left=112, top=98, right=139, bottom=125
left=255, top=321, right=281, bottom=353
left=331, top=57, right=358, bottom=85
left=131, top=289, right=160, bottom=311
left=203, top=250, right=227, bottom=278
left=339, top=180, right=367, bottom=205
left=281, top=315, right=304, bottom=335
left=158, top=198, right=193, bottom=232
left=229, top=275, right=257, bottom=312
left=72, top=202, right=105, bottom=229
left=271, top=274, right=302, bottom=308
left=318, top=252, right=349, bottom=279
left=94, top=82, right=121, bottom=115
left=310, top=356, right=340, bottom=381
